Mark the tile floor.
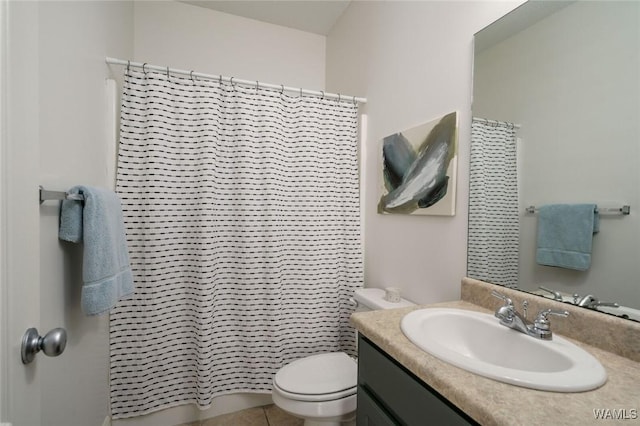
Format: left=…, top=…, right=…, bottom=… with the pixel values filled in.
left=176, top=404, right=304, bottom=426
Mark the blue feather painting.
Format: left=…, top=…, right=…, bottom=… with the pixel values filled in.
left=378, top=112, right=458, bottom=215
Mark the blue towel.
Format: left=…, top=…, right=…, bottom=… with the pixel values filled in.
left=535, top=204, right=599, bottom=271
left=59, top=186, right=134, bottom=315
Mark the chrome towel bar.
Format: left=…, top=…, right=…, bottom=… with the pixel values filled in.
left=39, top=186, right=84, bottom=204
left=525, top=205, right=630, bottom=215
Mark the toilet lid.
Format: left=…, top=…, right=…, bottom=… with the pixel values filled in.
left=274, top=352, right=357, bottom=395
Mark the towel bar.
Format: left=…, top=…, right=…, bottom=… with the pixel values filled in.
left=39, top=186, right=84, bottom=204
left=525, top=205, right=630, bottom=215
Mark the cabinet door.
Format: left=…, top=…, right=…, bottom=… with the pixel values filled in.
left=358, top=335, right=477, bottom=426
left=357, top=386, right=399, bottom=426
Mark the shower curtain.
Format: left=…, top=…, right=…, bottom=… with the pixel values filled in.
left=468, top=119, right=519, bottom=288
left=109, top=68, right=363, bottom=418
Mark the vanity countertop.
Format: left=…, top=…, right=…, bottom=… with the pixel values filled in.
left=351, top=299, right=640, bottom=425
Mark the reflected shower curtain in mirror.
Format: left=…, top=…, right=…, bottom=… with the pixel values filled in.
left=468, top=119, right=519, bottom=288
left=109, top=68, right=363, bottom=418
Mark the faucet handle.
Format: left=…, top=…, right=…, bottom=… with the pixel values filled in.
left=491, top=290, right=513, bottom=306
left=492, top=290, right=516, bottom=323
left=534, top=309, right=569, bottom=331
left=531, top=309, right=569, bottom=340
left=539, top=286, right=562, bottom=301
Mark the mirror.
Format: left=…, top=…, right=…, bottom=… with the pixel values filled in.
left=469, top=0, right=640, bottom=321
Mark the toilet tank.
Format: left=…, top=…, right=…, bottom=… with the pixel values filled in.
left=353, top=288, right=414, bottom=312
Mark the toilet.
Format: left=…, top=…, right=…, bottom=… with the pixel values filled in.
left=272, top=288, right=414, bottom=426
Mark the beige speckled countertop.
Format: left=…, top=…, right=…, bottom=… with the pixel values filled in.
left=351, top=280, right=640, bottom=425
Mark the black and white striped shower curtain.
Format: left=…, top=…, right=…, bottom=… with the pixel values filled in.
left=468, top=119, right=519, bottom=288
left=109, top=68, right=363, bottom=418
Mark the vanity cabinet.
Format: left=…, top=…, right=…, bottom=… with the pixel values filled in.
left=357, top=335, right=477, bottom=426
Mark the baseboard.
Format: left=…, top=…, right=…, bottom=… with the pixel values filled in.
left=111, top=393, right=273, bottom=426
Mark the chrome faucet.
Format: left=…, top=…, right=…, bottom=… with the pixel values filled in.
left=491, top=290, right=569, bottom=340
left=575, top=294, right=619, bottom=310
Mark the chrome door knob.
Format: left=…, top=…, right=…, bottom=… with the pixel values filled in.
left=21, top=327, right=67, bottom=364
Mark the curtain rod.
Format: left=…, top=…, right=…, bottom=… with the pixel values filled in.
left=105, top=57, right=367, bottom=104
left=472, top=117, right=521, bottom=129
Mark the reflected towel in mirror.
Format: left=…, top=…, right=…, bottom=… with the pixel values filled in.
left=535, top=204, right=599, bottom=271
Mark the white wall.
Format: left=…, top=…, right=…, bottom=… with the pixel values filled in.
left=36, top=2, right=133, bottom=425
left=473, top=1, right=640, bottom=304
left=133, top=1, right=326, bottom=90
left=326, top=1, right=523, bottom=305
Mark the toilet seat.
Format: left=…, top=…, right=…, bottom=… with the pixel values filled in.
left=273, top=352, right=357, bottom=402
left=273, top=381, right=356, bottom=402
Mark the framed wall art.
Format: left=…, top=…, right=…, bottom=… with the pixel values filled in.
left=378, top=111, right=458, bottom=216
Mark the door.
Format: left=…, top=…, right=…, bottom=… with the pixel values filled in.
left=3, top=2, right=121, bottom=424
left=1, top=1, right=43, bottom=425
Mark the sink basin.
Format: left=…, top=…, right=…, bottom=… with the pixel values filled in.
left=401, top=308, right=606, bottom=392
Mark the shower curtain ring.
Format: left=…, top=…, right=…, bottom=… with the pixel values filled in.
left=353, top=95, right=356, bottom=105
left=230, top=77, right=235, bottom=87
left=256, top=80, right=259, bottom=91
left=300, top=88, right=303, bottom=97
left=338, top=93, right=341, bottom=103
left=126, top=60, right=130, bottom=72
left=190, top=70, right=195, bottom=82
left=166, top=66, right=170, bottom=78
left=321, top=90, right=325, bottom=100
left=142, top=63, right=148, bottom=74
left=281, top=84, right=284, bottom=95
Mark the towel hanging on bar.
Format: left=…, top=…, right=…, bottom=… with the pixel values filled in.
left=58, top=185, right=134, bottom=315
left=535, top=204, right=599, bottom=271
